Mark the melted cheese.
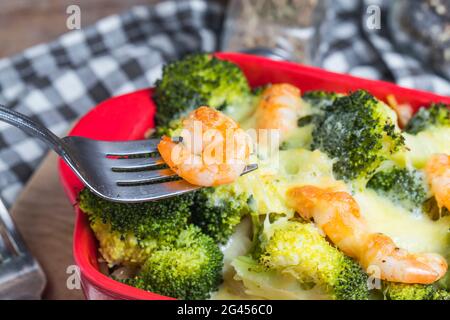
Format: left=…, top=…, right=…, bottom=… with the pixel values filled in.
left=233, top=149, right=343, bottom=216
left=221, top=96, right=450, bottom=300
left=212, top=218, right=254, bottom=300
left=355, top=189, right=450, bottom=254
left=392, top=127, right=450, bottom=168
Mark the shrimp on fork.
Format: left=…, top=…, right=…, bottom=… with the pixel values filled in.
left=287, top=186, right=448, bottom=284
left=425, top=154, right=450, bottom=211
left=158, top=106, right=253, bottom=186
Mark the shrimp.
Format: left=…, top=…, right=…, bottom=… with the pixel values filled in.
left=255, top=83, right=302, bottom=141
left=386, top=94, right=413, bottom=128
left=425, top=154, right=450, bottom=211
left=287, top=186, right=448, bottom=284
left=157, top=106, right=252, bottom=186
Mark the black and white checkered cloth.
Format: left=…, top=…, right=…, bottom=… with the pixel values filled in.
left=321, top=0, right=450, bottom=93
left=0, top=0, right=448, bottom=207
left=0, top=0, right=223, bottom=206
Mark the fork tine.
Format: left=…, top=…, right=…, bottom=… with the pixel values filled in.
left=107, top=164, right=258, bottom=202
left=100, top=139, right=160, bottom=156
left=244, top=163, right=258, bottom=173
left=113, top=164, right=257, bottom=185
left=107, top=156, right=164, bottom=170
left=0, top=197, right=27, bottom=255
left=114, top=180, right=201, bottom=202
left=114, top=168, right=178, bottom=185
left=64, top=134, right=259, bottom=202
left=0, top=230, right=11, bottom=262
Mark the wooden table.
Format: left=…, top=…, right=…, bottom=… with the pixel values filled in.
left=11, top=151, right=85, bottom=299
left=0, top=0, right=155, bottom=58
left=0, top=0, right=228, bottom=58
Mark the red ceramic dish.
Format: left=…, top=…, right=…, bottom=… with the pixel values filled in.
left=58, top=53, right=450, bottom=300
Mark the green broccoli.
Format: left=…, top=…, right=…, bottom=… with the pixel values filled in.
left=294, top=91, right=339, bottom=128
left=392, top=103, right=450, bottom=169
left=258, top=219, right=369, bottom=300
left=153, top=53, right=252, bottom=131
left=383, top=282, right=450, bottom=300
left=311, top=90, right=405, bottom=181
left=405, top=103, right=450, bottom=134
left=124, top=225, right=223, bottom=299
left=191, top=185, right=253, bottom=245
left=303, top=90, right=340, bottom=111
left=367, top=167, right=428, bottom=210
left=78, top=188, right=194, bottom=265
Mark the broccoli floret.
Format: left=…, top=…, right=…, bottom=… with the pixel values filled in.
left=258, top=219, right=369, bottom=300
left=311, top=90, right=405, bottom=181
left=367, top=167, right=428, bottom=210
left=125, top=225, right=223, bottom=299
left=79, top=188, right=193, bottom=241
left=433, top=289, right=450, bottom=300
left=405, top=103, right=450, bottom=134
left=153, top=53, right=252, bottom=130
left=191, top=186, right=253, bottom=245
left=303, top=90, right=339, bottom=110
left=89, top=219, right=158, bottom=266
left=295, top=91, right=340, bottom=128
left=383, top=282, right=450, bottom=300
left=78, top=188, right=194, bottom=264
left=155, top=118, right=183, bottom=138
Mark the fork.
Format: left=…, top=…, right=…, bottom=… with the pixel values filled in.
left=0, top=197, right=46, bottom=299
left=0, top=105, right=258, bottom=203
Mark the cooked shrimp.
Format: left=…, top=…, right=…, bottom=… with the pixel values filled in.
left=287, top=186, right=448, bottom=284
left=425, top=154, right=450, bottom=211
left=158, top=106, right=252, bottom=186
left=386, top=94, right=413, bottom=128
left=361, top=233, right=447, bottom=284
left=255, top=83, right=302, bottom=141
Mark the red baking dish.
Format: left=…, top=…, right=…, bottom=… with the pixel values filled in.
left=58, top=52, right=450, bottom=300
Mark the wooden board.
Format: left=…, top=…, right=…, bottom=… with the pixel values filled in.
left=10, top=151, right=85, bottom=300
left=0, top=0, right=157, bottom=58
left=0, top=0, right=228, bottom=58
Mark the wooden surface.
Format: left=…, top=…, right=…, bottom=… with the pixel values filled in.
left=0, top=0, right=161, bottom=58
left=10, top=151, right=84, bottom=300
left=0, top=0, right=228, bottom=58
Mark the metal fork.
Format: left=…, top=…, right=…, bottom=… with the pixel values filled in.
left=0, top=197, right=46, bottom=299
left=0, top=105, right=257, bottom=203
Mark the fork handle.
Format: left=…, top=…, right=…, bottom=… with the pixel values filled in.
left=0, top=105, right=68, bottom=158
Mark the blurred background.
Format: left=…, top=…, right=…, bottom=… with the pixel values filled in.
left=1, top=0, right=449, bottom=88
left=0, top=0, right=226, bottom=56
left=0, top=0, right=448, bottom=300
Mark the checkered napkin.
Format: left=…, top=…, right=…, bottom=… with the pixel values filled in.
left=0, top=0, right=224, bottom=206
left=320, top=0, right=450, bottom=94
